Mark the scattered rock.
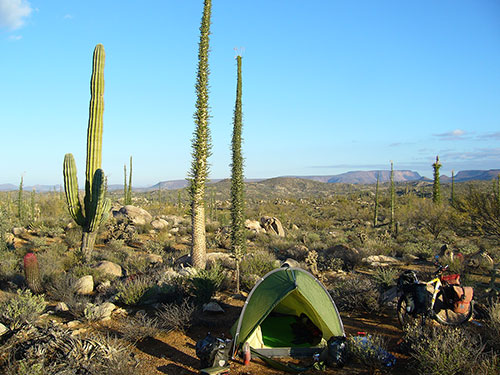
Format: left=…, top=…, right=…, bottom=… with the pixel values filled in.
left=96, top=280, right=112, bottom=293
left=146, top=253, right=164, bottom=264
left=94, top=261, right=122, bottom=277
left=163, top=215, right=184, bottom=227
left=159, top=268, right=180, bottom=283
left=292, top=224, right=300, bottom=231
left=0, top=323, right=8, bottom=336
left=55, top=302, right=69, bottom=312
left=207, top=252, right=235, bottom=269
left=151, top=218, right=169, bottom=230
left=203, top=301, right=225, bottom=313
left=4, top=233, right=14, bottom=246
left=74, top=275, right=94, bottom=295
left=362, top=255, right=401, bottom=267
left=178, top=266, right=197, bottom=277
left=94, top=302, right=116, bottom=319
left=12, top=227, right=25, bottom=236
left=169, top=227, right=180, bottom=234
left=113, top=307, right=128, bottom=317
left=260, top=216, right=285, bottom=237
left=116, top=205, right=153, bottom=226
left=67, top=320, right=80, bottom=329
left=281, top=258, right=301, bottom=268
left=245, top=219, right=263, bottom=233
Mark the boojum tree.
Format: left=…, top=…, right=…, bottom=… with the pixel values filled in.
left=230, top=55, right=246, bottom=294
left=63, top=44, right=111, bottom=262
left=432, top=155, right=442, bottom=204
left=189, top=0, right=212, bottom=270
left=123, top=156, right=133, bottom=205
left=373, top=172, right=379, bottom=227
left=390, top=161, right=395, bottom=233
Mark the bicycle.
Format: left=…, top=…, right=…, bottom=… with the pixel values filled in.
left=396, top=264, right=474, bottom=327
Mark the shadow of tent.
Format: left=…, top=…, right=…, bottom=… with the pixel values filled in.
left=136, top=336, right=199, bottom=368
left=157, top=364, right=198, bottom=375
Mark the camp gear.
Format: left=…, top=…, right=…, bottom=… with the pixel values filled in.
left=350, top=335, right=396, bottom=368
left=452, top=286, right=474, bottom=314
left=196, top=333, right=231, bottom=370
left=441, top=273, right=460, bottom=285
left=397, top=264, right=473, bottom=327
left=242, top=342, right=250, bottom=365
left=199, top=365, right=230, bottom=375
left=318, top=336, right=347, bottom=368
left=231, top=267, right=344, bottom=359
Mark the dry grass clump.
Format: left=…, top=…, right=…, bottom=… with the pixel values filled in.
left=156, top=299, right=195, bottom=333
left=119, top=311, right=160, bottom=343
left=0, top=323, right=138, bottom=375
left=403, top=322, right=498, bottom=375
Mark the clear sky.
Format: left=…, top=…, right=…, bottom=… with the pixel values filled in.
left=1, top=0, right=499, bottom=187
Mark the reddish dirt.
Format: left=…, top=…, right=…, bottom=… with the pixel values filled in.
left=108, top=293, right=412, bottom=375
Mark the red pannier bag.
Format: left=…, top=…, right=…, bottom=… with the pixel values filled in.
left=441, top=274, right=460, bottom=285
left=452, top=286, right=473, bottom=314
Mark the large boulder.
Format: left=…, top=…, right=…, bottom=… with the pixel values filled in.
left=151, top=218, right=168, bottom=230
left=74, top=275, right=94, bottom=295
left=260, top=216, right=285, bottom=237
left=94, top=261, right=122, bottom=277
left=115, top=205, right=152, bottom=226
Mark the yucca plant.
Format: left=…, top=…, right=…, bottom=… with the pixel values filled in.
left=189, top=0, right=212, bottom=270
left=63, top=44, right=111, bottom=262
left=230, top=55, right=246, bottom=293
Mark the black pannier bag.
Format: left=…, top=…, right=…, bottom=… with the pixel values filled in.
left=195, top=333, right=231, bottom=369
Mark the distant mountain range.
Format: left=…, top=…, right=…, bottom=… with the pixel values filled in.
left=1, top=169, right=498, bottom=192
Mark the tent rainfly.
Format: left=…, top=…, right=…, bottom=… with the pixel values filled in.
left=231, top=267, right=344, bottom=358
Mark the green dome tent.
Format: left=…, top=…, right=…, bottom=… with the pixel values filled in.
left=231, top=267, right=344, bottom=358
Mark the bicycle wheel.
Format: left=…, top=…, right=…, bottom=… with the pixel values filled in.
left=397, top=294, right=421, bottom=328
left=432, top=291, right=473, bottom=326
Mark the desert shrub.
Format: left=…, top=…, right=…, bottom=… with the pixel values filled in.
left=30, top=221, right=64, bottom=238
left=347, top=334, right=393, bottom=371
left=317, top=253, right=344, bottom=272
left=35, top=242, right=74, bottom=280
left=70, top=265, right=109, bottom=285
left=0, top=250, right=19, bottom=280
left=372, top=267, right=398, bottom=290
left=329, top=276, right=381, bottom=313
left=115, top=276, right=154, bottom=306
left=156, top=299, right=195, bottom=333
left=240, top=250, right=277, bottom=291
left=189, top=263, right=225, bottom=304
left=107, top=238, right=126, bottom=251
left=400, top=241, right=434, bottom=260
left=485, top=299, right=500, bottom=350
left=63, top=226, right=82, bottom=249
left=0, top=289, right=46, bottom=329
left=403, top=323, right=491, bottom=375
left=123, top=254, right=150, bottom=275
left=119, top=311, right=160, bottom=343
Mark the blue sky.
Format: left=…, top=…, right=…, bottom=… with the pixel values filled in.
left=1, top=0, right=499, bottom=187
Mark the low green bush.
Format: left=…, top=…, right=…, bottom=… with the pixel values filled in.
left=372, top=267, right=398, bottom=290
left=115, top=276, right=154, bottom=306
left=189, top=263, right=225, bottom=304
left=0, top=289, right=46, bottom=329
left=347, top=334, right=392, bottom=371
left=329, top=276, right=381, bottom=313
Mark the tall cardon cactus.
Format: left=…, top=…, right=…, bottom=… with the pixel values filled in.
left=63, top=44, right=111, bottom=262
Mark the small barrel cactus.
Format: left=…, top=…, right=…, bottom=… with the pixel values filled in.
left=24, top=252, right=43, bottom=293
